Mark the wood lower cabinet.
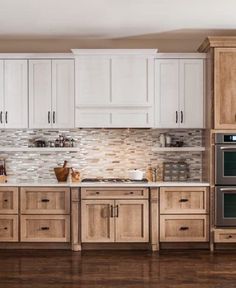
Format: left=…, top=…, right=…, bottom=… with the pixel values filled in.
left=160, top=186, right=209, bottom=243
left=21, top=215, right=70, bottom=242
left=20, top=187, right=71, bottom=243
left=0, top=215, right=18, bottom=242
left=0, top=187, right=18, bottom=214
left=214, top=229, right=236, bottom=243
left=20, top=187, right=70, bottom=214
left=160, top=215, right=209, bottom=242
left=81, top=200, right=114, bottom=243
left=81, top=188, right=149, bottom=243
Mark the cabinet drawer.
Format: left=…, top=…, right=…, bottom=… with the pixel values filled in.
left=0, top=187, right=18, bottom=214
left=21, top=215, right=70, bottom=242
left=0, top=215, right=18, bottom=242
left=81, top=188, right=148, bottom=199
left=160, top=215, right=209, bottom=242
left=20, top=187, right=70, bottom=214
left=214, top=229, right=236, bottom=243
left=160, top=187, right=208, bottom=214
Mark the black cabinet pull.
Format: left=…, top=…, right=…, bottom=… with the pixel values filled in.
left=95, top=192, right=100, bottom=195
left=4, top=199, right=8, bottom=202
left=0, top=111, right=2, bottom=124
left=176, top=111, right=178, bottom=123
left=5, top=111, right=8, bottom=124
left=130, top=191, right=134, bottom=194
left=228, top=235, right=233, bottom=239
left=53, top=111, right=56, bottom=124
left=41, top=227, right=49, bottom=230
left=179, top=226, right=189, bottom=231
left=179, top=198, right=189, bottom=202
left=115, top=205, right=119, bottom=217
left=4, top=227, right=7, bottom=230
left=41, top=199, right=50, bottom=202
left=110, top=205, right=114, bottom=218
left=181, top=111, right=183, bottom=123
left=48, top=111, right=51, bottom=124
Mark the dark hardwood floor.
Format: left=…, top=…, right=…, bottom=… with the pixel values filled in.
left=0, top=250, right=236, bottom=288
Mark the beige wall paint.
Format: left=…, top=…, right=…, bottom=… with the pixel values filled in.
left=0, top=38, right=203, bottom=53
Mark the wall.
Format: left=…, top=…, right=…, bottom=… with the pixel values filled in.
left=0, top=38, right=203, bottom=53
left=0, top=129, right=203, bottom=182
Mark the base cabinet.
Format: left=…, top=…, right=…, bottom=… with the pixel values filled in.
left=0, top=215, right=18, bottom=242
left=160, top=187, right=209, bottom=243
left=81, top=188, right=149, bottom=243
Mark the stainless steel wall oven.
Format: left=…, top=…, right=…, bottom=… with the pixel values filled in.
left=215, top=134, right=236, bottom=226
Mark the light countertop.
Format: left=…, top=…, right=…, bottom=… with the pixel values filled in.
left=0, top=180, right=210, bottom=187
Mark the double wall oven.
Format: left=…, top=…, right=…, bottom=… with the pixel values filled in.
left=215, top=134, right=236, bottom=226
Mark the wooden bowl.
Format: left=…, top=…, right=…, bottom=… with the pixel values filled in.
left=54, top=167, right=70, bottom=182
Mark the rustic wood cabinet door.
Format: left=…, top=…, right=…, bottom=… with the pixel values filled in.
left=215, top=48, right=236, bottom=129
left=115, top=200, right=149, bottom=242
left=81, top=200, right=115, bottom=243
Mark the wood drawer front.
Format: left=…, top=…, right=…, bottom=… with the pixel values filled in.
left=21, top=215, right=70, bottom=242
left=160, top=187, right=208, bottom=214
left=0, top=188, right=18, bottom=214
left=0, top=215, right=18, bottom=242
left=214, top=230, right=236, bottom=243
left=20, top=187, right=70, bottom=214
left=81, top=188, right=148, bottom=199
left=160, top=215, right=209, bottom=242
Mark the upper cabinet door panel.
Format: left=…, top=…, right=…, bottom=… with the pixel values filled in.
left=0, top=61, right=4, bottom=129
left=179, top=59, right=204, bottom=128
left=111, top=57, right=152, bottom=106
left=4, top=60, right=28, bottom=128
left=155, top=59, right=179, bottom=128
left=29, top=60, right=52, bottom=129
left=215, top=48, right=236, bottom=129
left=52, top=60, right=75, bottom=128
left=75, top=57, right=110, bottom=106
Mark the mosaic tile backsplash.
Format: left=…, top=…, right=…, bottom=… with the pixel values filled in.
left=0, top=129, right=203, bottom=182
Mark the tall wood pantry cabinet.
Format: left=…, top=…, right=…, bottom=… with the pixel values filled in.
left=155, top=54, right=205, bottom=128
left=0, top=60, right=28, bottom=128
left=198, top=37, right=236, bottom=129
left=29, top=59, right=75, bottom=128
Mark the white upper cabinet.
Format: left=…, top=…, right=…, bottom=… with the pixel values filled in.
left=0, top=60, right=28, bottom=129
left=29, top=59, right=75, bottom=129
left=29, top=60, right=52, bottom=129
left=76, top=57, right=110, bottom=106
left=73, top=49, right=157, bottom=128
left=111, top=57, right=153, bottom=106
left=52, top=60, right=74, bottom=128
left=155, top=55, right=205, bottom=128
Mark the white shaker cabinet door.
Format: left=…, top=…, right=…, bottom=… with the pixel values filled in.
left=0, top=61, right=4, bottom=128
left=75, top=57, right=110, bottom=106
left=52, top=60, right=75, bottom=128
left=29, top=60, right=52, bottom=129
left=111, top=57, right=153, bottom=106
left=155, top=59, right=179, bottom=128
left=4, top=60, right=28, bottom=128
left=179, top=59, right=204, bottom=128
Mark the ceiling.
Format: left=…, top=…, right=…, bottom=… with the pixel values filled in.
left=0, top=0, right=236, bottom=39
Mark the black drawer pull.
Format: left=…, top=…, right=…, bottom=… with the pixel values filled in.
left=4, top=227, right=7, bottom=230
left=228, top=235, right=233, bottom=239
left=95, top=192, right=100, bottom=195
left=41, top=227, right=50, bottom=230
left=41, top=199, right=50, bottom=202
left=130, top=191, right=134, bottom=194
left=4, top=199, right=8, bottom=202
left=179, top=226, right=189, bottom=231
left=179, top=198, right=189, bottom=202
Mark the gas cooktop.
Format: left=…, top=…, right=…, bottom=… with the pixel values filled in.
left=81, top=178, right=148, bottom=183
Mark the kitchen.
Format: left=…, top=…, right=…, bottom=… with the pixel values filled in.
left=0, top=1, right=236, bottom=287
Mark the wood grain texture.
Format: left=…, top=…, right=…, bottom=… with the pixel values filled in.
left=215, top=48, right=236, bottom=129
left=160, top=187, right=209, bottom=214
left=150, top=187, right=159, bottom=251
left=0, top=187, right=18, bottom=214
left=0, top=250, right=236, bottom=288
left=71, top=188, right=81, bottom=251
left=0, top=215, right=18, bottom=242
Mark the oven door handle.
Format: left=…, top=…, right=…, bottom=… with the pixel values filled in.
left=220, top=146, right=236, bottom=150
left=220, top=188, right=236, bottom=191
